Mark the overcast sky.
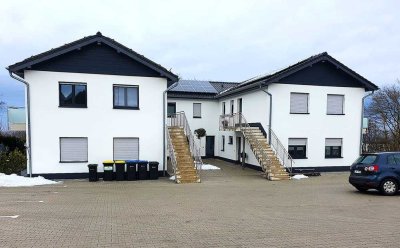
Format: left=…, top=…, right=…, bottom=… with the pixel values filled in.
left=0, top=0, right=399, bottom=125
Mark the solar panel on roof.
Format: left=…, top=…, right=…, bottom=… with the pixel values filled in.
left=171, top=80, right=218, bottom=93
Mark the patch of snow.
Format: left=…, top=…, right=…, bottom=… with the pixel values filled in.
left=169, top=175, right=176, bottom=180
left=291, top=174, right=309, bottom=180
left=0, top=173, right=61, bottom=187
left=201, top=164, right=220, bottom=170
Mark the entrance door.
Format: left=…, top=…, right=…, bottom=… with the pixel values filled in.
left=236, top=136, right=241, bottom=163
left=205, top=136, right=215, bottom=157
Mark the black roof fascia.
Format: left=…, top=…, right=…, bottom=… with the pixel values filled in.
left=7, top=33, right=178, bottom=82
left=218, top=52, right=378, bottom=98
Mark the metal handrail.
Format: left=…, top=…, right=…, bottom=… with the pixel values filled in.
left=167, top=112, right=202, bottom=178
left=219, top=113, right=272, bottom=173
left=166, top=125, right=178, bottom=183
left=219, top=113, right=293, bottom=174
left=266, top=126, right=293, bottom=174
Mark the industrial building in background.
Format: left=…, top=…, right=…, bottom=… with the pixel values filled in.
left=7, top=107, right=26, bottom=131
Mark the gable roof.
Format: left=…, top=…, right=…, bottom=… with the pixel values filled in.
left=7, top=32, right=178, bottom=82
left=218, top=52, right=379, bottom=97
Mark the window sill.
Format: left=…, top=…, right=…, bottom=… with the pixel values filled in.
left=60, top=161, right=88, bottom=163
left=59, top=106, right=87, bottom=108
left=327, top=114, right=345, bottom=116
left=193, top=116, right=202, bottom=119
left=292, top=157, right=308, bottom=159
left=113, top=106, right=140, bottom=110
left=290, top=113, right=310, bottom=115
left=325, top=157, right=343, bottom=159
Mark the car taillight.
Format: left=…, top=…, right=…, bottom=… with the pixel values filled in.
left=364, top=165, right=379, bottom=172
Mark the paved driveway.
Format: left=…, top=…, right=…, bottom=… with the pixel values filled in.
left=0, top=159, right=399, bottom=247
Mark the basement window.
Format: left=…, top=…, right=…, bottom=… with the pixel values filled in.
left=59, top=83, right=87, bottom=108
left=228, top=136, right=233, bottom=144
left=221, top=135, right=225, bottom=151
left=60, top=137, right=88, bottom=162
left=288, top=138, right=307, bottom=159
left=325, top=138, right=342, bottom=158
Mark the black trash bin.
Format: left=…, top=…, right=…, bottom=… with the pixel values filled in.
left=126, top=160, right=138, bottom=181
left=137, top=160, right=148, bottom=180
left=115, top=160, right=126, bottom=181
left=88, top=164, right=98, bottom=182
left=103, top=160, right=114, bottom=181
left=148, top=161, right=159, bottom=180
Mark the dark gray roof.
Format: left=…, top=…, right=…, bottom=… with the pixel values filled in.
left=7, top=32, right=178, bottom=82
left=219, top=52, right=379, bottom=97
left=209, top=81, right=239, bottom=93
left=167, top=79, right=238, bottom=99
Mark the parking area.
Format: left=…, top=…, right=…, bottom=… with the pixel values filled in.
left=1, top=158, right=399, bottom=248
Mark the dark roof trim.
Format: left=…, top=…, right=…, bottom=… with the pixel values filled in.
left=218, top=52, right=379, bottom=98
left=7, top=32, right=178, bottom=82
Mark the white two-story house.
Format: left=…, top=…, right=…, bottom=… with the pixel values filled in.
left=7, top=32, right=178, bottom=178
left=167, top=53, right=378, bottom=173
left=7, top=33, right=378, bottom=179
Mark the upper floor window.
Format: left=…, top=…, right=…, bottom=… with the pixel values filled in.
left=59, top=83, right=87, bottom=108
left=325, top=138, right=342, bottom=158
left=222, top=102, right=226, bottom=115
left=288, top=138, right=307, bottom=159
left=193, top=103, right=201, bottom=118
left=327, top=94, right=344, bottom=115
left=290, top=93, right=309, bottom=114
left=230, top=100, right=234, bottom=114
left=113, top=85, right=139, bottom=109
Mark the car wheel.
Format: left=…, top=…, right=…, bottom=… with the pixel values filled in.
left=355, top=186, right=368, bottom=192
left=380, top=179, right=398, bottom=196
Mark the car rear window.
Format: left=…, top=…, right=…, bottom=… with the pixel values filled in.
left=353, top=155, right=378, bottom=165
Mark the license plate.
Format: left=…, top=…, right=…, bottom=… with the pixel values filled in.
left=354, top=170, right=361, bottom=174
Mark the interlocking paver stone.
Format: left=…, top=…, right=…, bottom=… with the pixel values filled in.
left=0, top=159, right=399, bottom=247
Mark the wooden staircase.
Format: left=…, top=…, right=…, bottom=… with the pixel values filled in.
left=241, top=127, right=290, bottom=181
left=168, top=127, right=200, bottom=184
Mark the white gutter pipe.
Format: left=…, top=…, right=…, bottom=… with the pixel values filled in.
left=162, top=82, right=178, bottom=176
left=8, top=71, right=32, bottom=177
left=360, top=91, right=374, bottom=154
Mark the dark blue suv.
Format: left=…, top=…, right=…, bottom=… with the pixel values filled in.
left=349, top=152, right=400, bottom=195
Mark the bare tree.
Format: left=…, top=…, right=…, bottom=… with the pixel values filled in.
left=366, top=80, right=400, bottom=151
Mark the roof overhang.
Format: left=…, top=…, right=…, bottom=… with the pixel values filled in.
left=7, top=33, right=179, bottom=82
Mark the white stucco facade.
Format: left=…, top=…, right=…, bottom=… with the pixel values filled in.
left=169, top=83, right=366, bottom=170
left=25, top=70, right=166, bottom=175
left=167, top=98, right=220, bottom=156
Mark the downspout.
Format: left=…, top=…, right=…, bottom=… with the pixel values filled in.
left=163, top=81, right=178, bottom=177
left=8, top=71, right=32, bottom=177
left=360, top=90, right=374, bottom=155
left=260, top=83, right=272, bottom=144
